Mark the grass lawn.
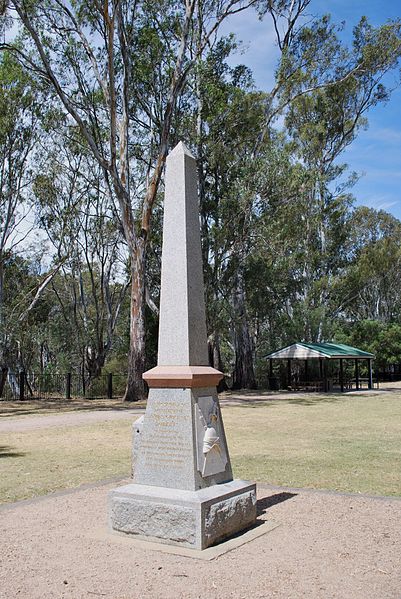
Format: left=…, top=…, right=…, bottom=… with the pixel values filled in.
left=1, top=391, right=401, bottom=503
left=225, top=392, right=401, bottom=496
left=0, top=420, right=132, bottom=503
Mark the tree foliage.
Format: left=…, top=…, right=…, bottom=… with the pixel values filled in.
left=1, top=2, right=401, bottom=396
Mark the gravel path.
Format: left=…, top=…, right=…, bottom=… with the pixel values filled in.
left=0, top=409, right=144, bottom=432
left=1, top=481, right=400, bottom=599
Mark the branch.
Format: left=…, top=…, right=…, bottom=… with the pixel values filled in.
left=140, top=0, right=197, bottom=237
left=52, top=0, right=111, bottom=107
left=12, top=3, right=109, bottom=171
left=146, top=286, right=159, bottom=315
left=18, top=262, right=64, bottom=323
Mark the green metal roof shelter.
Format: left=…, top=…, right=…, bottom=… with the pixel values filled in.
left=265, top=342, right=375, bottom=392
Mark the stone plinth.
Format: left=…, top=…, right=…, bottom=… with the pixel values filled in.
left=109, top=480, right=256, bottom=550
left=132, top=387, right=233, bottom=491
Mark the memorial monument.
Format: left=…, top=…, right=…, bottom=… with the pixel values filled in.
left=109, top=142, right=256, bottom=550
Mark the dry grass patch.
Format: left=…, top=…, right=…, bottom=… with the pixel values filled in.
left=1, top=391, right=401, bottom=504
left=0, top=420, right=132, bottom=503
left=225, top=392, right=401, bottom=496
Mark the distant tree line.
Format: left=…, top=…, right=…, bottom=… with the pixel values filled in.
left=1, top=1, right=401, bottom=399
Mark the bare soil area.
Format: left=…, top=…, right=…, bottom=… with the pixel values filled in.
left=1, top=481, right=400, bottom=599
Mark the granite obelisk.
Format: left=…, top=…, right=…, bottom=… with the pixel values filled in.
left=109, top=142, right=256, bottom=550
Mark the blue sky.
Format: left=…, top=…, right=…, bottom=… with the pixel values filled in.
left=221, top=1, right=401, bottom=220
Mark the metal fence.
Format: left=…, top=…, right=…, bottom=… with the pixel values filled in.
left=0, top=372, right=127, bottom=401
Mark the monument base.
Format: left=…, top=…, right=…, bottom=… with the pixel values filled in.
left=109, top=480, right=256, bottom=550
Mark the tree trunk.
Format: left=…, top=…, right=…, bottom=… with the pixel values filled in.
left=0, top=367, right=7, bottom=397
left=0, top=254, right=3, bottom=320
left=232, top=269, right=257, bottom=390
left=85, top=348, right=106, bottom=381
left=0, top=255, right=6, bottom=397
left=124, top=241, right=146, bottom=401
left=208, top=331, right=228, bottom=392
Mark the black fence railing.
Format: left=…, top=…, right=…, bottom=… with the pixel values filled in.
left=376, top=371, right=401, bottom=382
left=0, top=372, right=127, bottom=401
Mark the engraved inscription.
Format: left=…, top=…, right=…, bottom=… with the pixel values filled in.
left=140, top=400, right=192, bottom=470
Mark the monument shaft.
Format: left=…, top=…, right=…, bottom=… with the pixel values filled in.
left=109, top=142, right=256, bottom=550
left=157, top=143, right=209, bottom=366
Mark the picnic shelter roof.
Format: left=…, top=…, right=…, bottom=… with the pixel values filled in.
left=265, top=342, right=374, bottom=360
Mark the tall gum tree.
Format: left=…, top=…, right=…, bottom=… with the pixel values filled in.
left=195, top=3, right=401, bottom=386
left=277, top=16, right=401, bottom=341
left=0, top=0, right=258, bottom=399
left=0, top=52, right=50, bottom=394
left=33, top=140, right=129, bottom=382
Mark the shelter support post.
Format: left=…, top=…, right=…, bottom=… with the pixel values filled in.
left=355, top=360, right=359, bottom=390
left=287, top=359, right=292, bottom=389
left=339, top=359, right=344, bottom=393
left=368, top=359, right=373, bottom=390
left=305, top=359, right=308, bottom=382
left=323, top=359, right=328, bottom=392
left=269, top=359, right=273, bottom=377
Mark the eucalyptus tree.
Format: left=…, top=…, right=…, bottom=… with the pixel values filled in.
left=332, top=207, right=401, bottom=324
left=196, top=5, right=401, bottom=386
left=0, top=51, right=45, bottom=394
left=33, top=128, right=130, bottom=381
left=0, top=54, right=35, bottom=305
left=278, top=16, right=401, bottom=342
left=0, top=0, right=258, bottom=399
left=0, top=252, right=48, bottom=383
left=257, top=5, right=401, bottom=130
left=196, top=53, right=266, bottom=388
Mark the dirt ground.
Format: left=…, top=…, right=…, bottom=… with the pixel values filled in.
left=1, top=384, right=400, bottom=598
left=1, top=480, right=400, bottom=599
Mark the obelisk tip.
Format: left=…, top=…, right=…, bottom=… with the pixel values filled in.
left=168, top=141, right=195, bottom=160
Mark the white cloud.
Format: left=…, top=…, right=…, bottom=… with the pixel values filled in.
left=375, top=200, right=399, bottom=211
left=363, top=169, right=401, bottom=180
left=356, top=193, right=400, bottom=212
left=364, top=128, right=401, bottom=144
